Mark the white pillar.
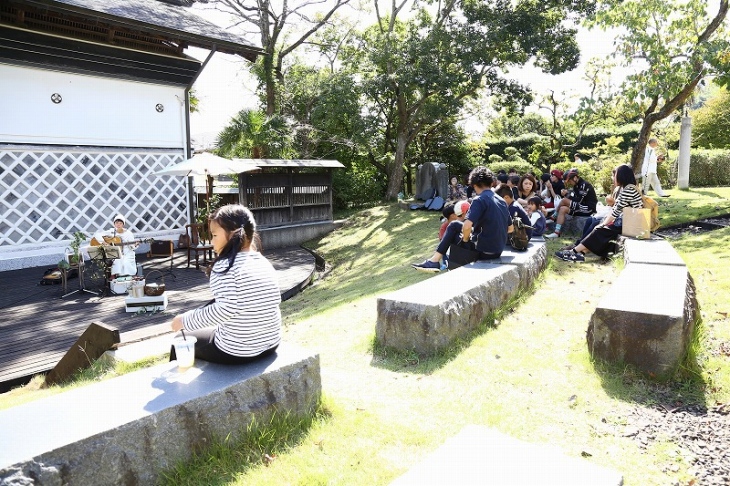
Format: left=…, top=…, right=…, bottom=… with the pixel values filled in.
left=678, top=116, right=692, bottom=189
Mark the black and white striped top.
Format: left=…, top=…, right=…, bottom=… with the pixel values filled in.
left=611, top=184, right=644, bottom=218
left=182, top=251, right=281, bottom=357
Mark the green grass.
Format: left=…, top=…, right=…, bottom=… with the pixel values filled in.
left=2, top=187, right=730, bottom=485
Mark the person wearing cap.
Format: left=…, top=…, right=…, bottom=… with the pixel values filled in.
left=412, top=200, right=471, bottom=272
left=544, top=168, right=598, bottom=239
left=92, top=213, right=139, bottom=277
left=640, top=138, right=669, bottom=197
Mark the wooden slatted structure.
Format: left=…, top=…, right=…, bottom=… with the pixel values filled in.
left=0, top=247, right=315, bottom=393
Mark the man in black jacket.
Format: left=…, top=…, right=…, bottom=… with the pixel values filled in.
left=544, top=168, right=597, bottom=239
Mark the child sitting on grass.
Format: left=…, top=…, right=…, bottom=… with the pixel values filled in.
left=412, top=200, right=470, bottom=272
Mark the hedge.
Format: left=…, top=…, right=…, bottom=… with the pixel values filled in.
left=688, top=150, right=730, bottom=187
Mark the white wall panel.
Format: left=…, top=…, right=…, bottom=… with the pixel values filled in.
left=0, top=64, right=187, bottom=148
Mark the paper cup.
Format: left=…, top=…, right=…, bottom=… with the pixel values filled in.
left=173, top=336, right=197, bottom=371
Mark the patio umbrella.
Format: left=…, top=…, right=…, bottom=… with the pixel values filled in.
left=153, top=153, right=256, bottom=215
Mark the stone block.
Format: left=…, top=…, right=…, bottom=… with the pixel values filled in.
left=391, top=425, right=623, bottom=486
left=587, top=263, right=698, bottom=380
left=376, top=241, right=547, bottom=356
left=0, top=342, right=320, bottom=486
left=497, top=241, right=548, bottom=282
left=562, top=214, right=592, bottom=236
left=624, top=238, right=687, bottom=267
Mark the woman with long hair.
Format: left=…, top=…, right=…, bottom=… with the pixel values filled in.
left=516, top=174, right=537, bottom=210
left=554, top=164, right=643, bottom=262
left=170, top=204, right=281, bottom=364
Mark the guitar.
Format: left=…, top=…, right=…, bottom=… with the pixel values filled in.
left=90, top=236, right=154, bottom=247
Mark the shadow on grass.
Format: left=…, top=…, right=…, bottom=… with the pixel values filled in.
left=159, top=402, right=331, bottom=486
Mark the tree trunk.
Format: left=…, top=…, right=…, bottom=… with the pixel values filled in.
left=385, top=133, right=408, bottom=200
left=630, top=120, right=656, bottom=173
left=263, top=55, right=276, bottom=116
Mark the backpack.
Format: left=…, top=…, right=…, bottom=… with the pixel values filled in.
left=641, top=194, right=660, bottom=232
left=426, top=196, right=445, bottom=211
left=509, top=217, right=532, bottom=251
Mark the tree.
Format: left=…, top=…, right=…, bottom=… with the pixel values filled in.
left=216, top=109, right=294, bottom=159
left=692, top=86, right=730, bottom=148
left=486, top=113, right=552, bottom=139
left=211, top=0, right=354, bottom=116
left=588, top=0, right=730, bottom=171
left=344, top=0, right=594, bottom=199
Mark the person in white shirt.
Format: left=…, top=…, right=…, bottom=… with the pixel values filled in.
left=170, top=204, right=281, bottom=364
left=640, top=138, right=669, bottom=197
left=92, top=213, right=138, bottom=277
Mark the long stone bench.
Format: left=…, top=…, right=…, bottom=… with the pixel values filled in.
left=376, top=241, right=547, bottom=355
left=0, top=342, right=321, bottom=486
left=391, top=425, right=623, bottom=485
left=587, top=238, right=699, bottom=380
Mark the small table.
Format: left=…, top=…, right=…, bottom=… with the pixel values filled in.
left=125, top=293, right=168, bottom=313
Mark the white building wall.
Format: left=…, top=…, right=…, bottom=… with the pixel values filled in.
left=0, top=64, right=186, bottom=148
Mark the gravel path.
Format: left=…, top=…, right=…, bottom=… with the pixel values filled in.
left=615, top=384, right=730, bottom=485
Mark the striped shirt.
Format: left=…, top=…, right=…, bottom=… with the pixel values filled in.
left=611, top=184, right=644, bottom=218
left=182, top=251, right=281, bottom=357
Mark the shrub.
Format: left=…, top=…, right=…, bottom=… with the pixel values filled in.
left=486, top=160, right=538, bottom=176
left=688, top=150, right=730, bottom=187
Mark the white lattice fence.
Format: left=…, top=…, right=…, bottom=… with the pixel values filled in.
left=0, top=146, right=188, bottom=247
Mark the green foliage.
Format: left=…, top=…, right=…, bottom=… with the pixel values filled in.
left=692, top=87, right=730, bottom=149
left=486, top=112, right=551, bottom=138
left=688, top=150, right=730, bottom=187
left=588, top=0, right=730, bottom=168
left=487, top=160, right=537, bottom=177
left=216, top=109, right=294, bottom=159
left=332, top=163, right=386, bottom=209
left=339, top=0, right=594, bottom=198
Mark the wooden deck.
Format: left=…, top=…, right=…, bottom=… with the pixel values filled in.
left=0, top=247, right=315, bottom=392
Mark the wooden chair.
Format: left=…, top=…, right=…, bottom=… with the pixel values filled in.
left=185, top=223, right=214, bottom=269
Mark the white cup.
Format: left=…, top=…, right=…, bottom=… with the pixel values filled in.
left=172, top=336, right=197, bottom=371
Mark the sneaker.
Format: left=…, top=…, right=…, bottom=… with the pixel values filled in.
left=544, top=232, right=561, bottom=239
left=555, top=249, right=585, bottom=262
left=411, top=260, right=441, bottom=272
left=660, top=194, right=670, bottom=198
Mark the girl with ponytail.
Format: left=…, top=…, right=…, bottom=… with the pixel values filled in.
left=170, top=204, right=281, bottom=364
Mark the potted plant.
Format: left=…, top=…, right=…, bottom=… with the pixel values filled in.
left=65, top=231, right=87, bottom=265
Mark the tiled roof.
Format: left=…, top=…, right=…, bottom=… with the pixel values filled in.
left=23, top=0, right=263, bottom=60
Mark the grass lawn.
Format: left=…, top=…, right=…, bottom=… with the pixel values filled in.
left=4, top=187, right=730, bottom=485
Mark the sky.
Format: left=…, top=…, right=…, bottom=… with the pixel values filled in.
left=186, top=3, right=628, bottom=145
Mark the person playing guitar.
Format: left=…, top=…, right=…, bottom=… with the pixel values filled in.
left=91, top=214, right=139, bottom=278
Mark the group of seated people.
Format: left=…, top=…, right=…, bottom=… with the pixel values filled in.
left=413, top=162, right=649, bottom=271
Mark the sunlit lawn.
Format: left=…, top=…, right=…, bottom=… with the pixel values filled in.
left=3, top=187, right=730, bottom=486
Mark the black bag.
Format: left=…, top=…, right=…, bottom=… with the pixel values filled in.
left=447, top=241, right=480, bottom=270
left=509, top=217, right=532, bottom=251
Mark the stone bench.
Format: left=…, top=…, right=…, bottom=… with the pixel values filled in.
left=391, top=425, right=623, bottom=485
left=0, top=342, right=321, bottom=486
left=561, top=214, right=592, bottom=236
left=587, top=238, right=699, bottom=380
left=376, top=241, right=547, bottom=356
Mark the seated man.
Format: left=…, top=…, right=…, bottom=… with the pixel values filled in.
left=544, top=168, right=597, bottom=239
left=461, top=167, right=511, bottom=260
left=412, top=201, right=471, bottom=272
